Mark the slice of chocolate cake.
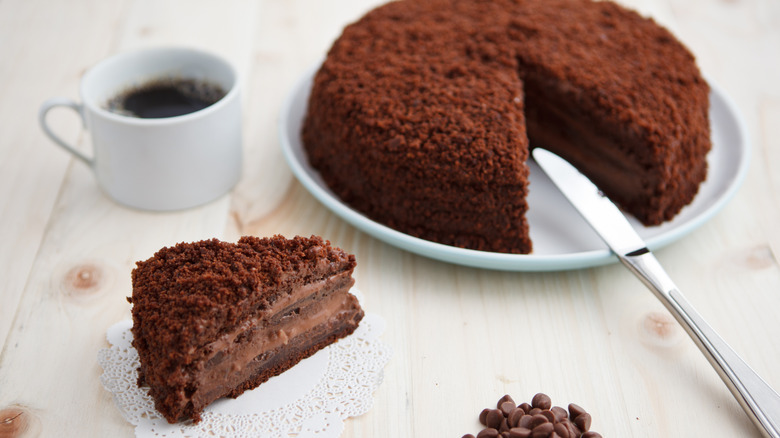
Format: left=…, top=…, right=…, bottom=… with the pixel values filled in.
left=128, top=235, right=364, bottom=424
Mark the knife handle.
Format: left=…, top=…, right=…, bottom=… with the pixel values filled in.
left=620, top=251, right=780, bottom=438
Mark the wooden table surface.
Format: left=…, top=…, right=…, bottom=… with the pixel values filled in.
left=1, top=0, right=779, bottom=436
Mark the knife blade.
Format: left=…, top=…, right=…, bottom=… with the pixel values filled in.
left=532, top=147, right=780, bottom=438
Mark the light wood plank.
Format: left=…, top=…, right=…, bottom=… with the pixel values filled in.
left=0, top=0, right=131, bottom=354
left=0, top=0, right=778, bottom=436
left=0, top=0, right=258, bottom=435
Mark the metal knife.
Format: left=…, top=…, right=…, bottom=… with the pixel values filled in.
left=533, top=147, right=780, bottom=438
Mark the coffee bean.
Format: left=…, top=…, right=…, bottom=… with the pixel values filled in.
left=551, top=406, right=568, bottom=423
left=531, top=422, right=554, bottom=437
left=565, top=421, right=581, bottom=437
left=553, top=423, right=570, bottom=438
left=486, top=409, right=505, bottom=429
left=508, top=408, right=525, bottom=427
left=527, top=414, right=549, bottom=429
left=497, top=394, right=516, bottom=408
left=568, top=403, right=587, bottom=420
left=500, top=401, right=516, bottom=417
left=480, top=408, right=491, bottom=425
left=555, top=418, right=579, bottom=437
left=532, top=422, right=554, bottom=433
left=532, top=393, right=552, bottom=410
left=477, top=428, right=500, bottom=438
left=499, top=418, right=510, bottom=433
left=463, top=394, right=601, bottom=438
left=574, top=413, right=592, bottom=432
left=518, top=414, right=534, bottom=429
left=540, top=410, right=555, bottom=423
left=508, top=427, right=532, bottom=438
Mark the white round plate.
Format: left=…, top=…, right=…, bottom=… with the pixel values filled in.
left=279, top=67, right=750, bottom=271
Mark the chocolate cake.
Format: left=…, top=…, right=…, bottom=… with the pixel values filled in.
left=302, top=0, right=711, bottom=254
left=128, top=235, right=364, bottom=423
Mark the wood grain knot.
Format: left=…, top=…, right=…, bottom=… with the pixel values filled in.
left=715, top=244, right=777, bottom=272
left=739, top=245, right=777, bottom=270
left=638, top=311, right=683, bottom=348
left=0, top=406, right=39, bottom=438
left=62, top=263, right=105, bottom=298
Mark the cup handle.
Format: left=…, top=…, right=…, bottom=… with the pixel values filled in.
left=39, top=97, right=93, bottom=166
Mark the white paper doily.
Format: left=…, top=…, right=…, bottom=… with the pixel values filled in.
left=98, top=309, right=391, bottom=438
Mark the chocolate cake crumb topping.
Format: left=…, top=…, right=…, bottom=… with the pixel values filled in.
left=302, top=0, right=710, bottom=254
left=131, top=235, right=354, bottom=350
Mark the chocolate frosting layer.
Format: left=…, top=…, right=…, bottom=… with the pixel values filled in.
left=190, top=289, right=361, bottom=414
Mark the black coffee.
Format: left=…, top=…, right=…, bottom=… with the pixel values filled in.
left=106, top=78, right=226, bottom=118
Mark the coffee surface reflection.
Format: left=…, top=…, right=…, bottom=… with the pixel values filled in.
left=106, top=78, right=226, bottom=118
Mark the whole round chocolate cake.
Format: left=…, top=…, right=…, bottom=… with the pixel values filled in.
left=302, top=0, right=711, bottom=254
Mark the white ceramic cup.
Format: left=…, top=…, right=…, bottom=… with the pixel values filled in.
left=39, top=47, right=242, bottom=211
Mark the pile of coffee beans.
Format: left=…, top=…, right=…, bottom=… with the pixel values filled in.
left=461, top=393, right=602, bottom=438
